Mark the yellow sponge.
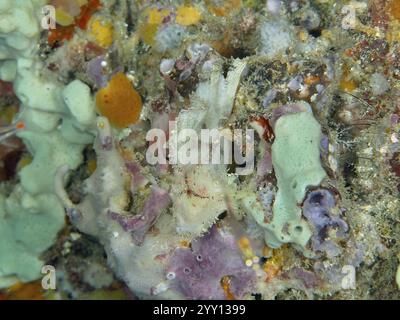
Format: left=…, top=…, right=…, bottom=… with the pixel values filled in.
left=89, top=17, right=114, bottom=48
left=176, top=6, right=201, bottom=26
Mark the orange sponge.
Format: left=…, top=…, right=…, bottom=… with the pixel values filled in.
left=96, top=73, right=142, bottom=129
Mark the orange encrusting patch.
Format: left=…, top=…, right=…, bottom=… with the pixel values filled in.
left=77, top=0, right=101, bottom=29
left=263, top=246, right=286, bottom=282
left=179, top=240, right=190, bottom=248
left=2, top=281, right=45, bottom=300
left=388, top=0, right=400, bottom=20
left=304, top=75, right=320, bottom=86
left=339, top=65, right=357, bottom=93
left=48, top=0, right=101, bottom=46
left=207, top=0, right=242, bottom=17
left=221, top=276, right=236, bottom=300
left=210, top=34, right=234, bottom=58
left=96, top=73, right=143, bottom=129
left=48, top=25, right=75, bottom=45
left=15, top=121, right=25, bottom=130
left=237, top=236, right=254, bottom=259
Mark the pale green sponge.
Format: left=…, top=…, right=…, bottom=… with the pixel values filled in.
left=0, top=189, right=65, bottom=287
left=18, top=130, right=88, bottom=195
left=242, top=106, right=326, bottom=253
left=0, top=0, right=96, bottom=287
left=268, top=110, right=326, bottom=249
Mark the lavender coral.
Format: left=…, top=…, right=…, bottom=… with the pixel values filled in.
left=302, top=189, right=348, bottom=257
left=108, top=186, right=171, bottom=245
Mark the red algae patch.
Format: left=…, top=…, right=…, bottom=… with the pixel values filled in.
left=48, top=0, right=101, bottom=46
